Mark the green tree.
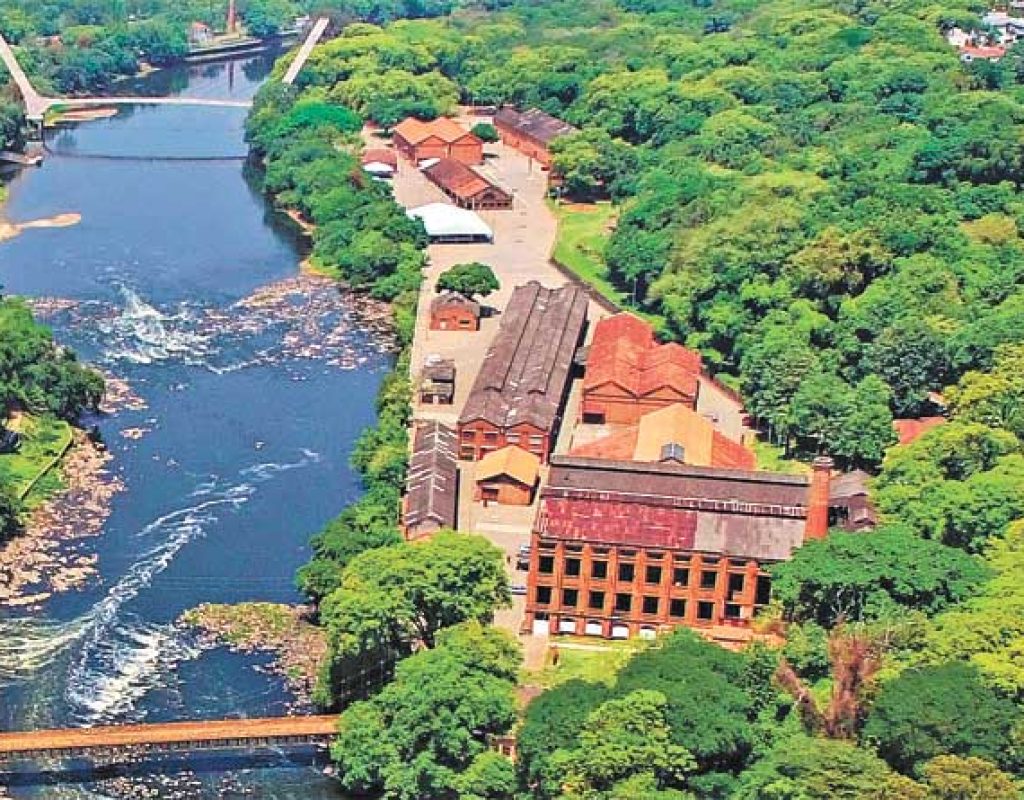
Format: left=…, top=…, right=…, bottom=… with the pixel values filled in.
left=471, top=122, right=499, bottom=142
left=555, top=690, right=696, bottom=799
left=331, top=622, right=519, bottom=800
left=733, top=735, right=912, bottom=800
left=770, top=526, right=988, bottom=627
left=918, top=756, right=1019, bottom=800
left=862, top=662, right=1023, bottom=775
left=435, top=262, right=500, bottom=299
left=319, top=532, right=510, bottom=700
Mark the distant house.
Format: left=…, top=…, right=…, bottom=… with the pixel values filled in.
left=829, top=469, right=877, bottom=532
left=571, top=403, right=756, bottom=471
left=493, top=107, right=577, bottom=168
left=422, top=159, right=513, bottom=211
left=581, top=313, right=704, bottom=426
left=403, top=421, right=458, bottom=539
left=430, top=292, right=481, bottom=331
left=361, top=148, right=397, bottom=179
left=392, top=118, right=483, bottom=165
left=474, top=445, right=541, bottom=506
left=982, top=10, right=1024, bottom=44
left=189, top=21, right=213, bottom=46
left=959, top=44, right=1006, bottom=61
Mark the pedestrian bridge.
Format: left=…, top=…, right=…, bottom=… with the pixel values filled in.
left=0, top=715, right=339, bottom=766
left=0, top=18, right=329, bottom=123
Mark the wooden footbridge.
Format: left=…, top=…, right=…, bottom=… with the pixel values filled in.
left=0, top=715, right=339, bottom=765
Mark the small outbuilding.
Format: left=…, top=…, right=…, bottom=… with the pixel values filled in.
left=420, top=355, right=456, bottom=405
left=361, top=148, right=398, bottom=178
left=474, top=445, right=541, bottom=506
left=407, top=203, right=494, bottom=244
left=430, top=292, right=481, bottom=331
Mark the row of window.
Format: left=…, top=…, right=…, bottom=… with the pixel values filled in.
left=533, top=586, right=745, bottom=621
left=538, top=542, right=748, bottom=570
left=460, top=429, right=545, bottom=446
left=537, top=557, right=747, bottom=593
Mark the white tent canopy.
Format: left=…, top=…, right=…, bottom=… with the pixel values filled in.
left=407, top=203, right=494, bottom=243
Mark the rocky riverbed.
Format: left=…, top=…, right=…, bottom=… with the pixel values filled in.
left=179, top=602, right=327, bottom=706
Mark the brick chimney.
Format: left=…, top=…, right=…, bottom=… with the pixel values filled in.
left=227, top=0, right=237, bottom=35
left=804, top=456, right=833, bottom=540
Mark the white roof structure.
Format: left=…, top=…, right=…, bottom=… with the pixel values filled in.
left=407, top=203, right=494, bottom=242
left=363, top=161, right=395, bottom=176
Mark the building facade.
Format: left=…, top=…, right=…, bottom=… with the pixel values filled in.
left=523, top=456, right=832, bottom=640
left=493, top=107, right=577, bottom=168
left=581, top=313, right=704, bottom=425
left=474, top=445, right=540, bottom=506
left=423, top=159, right=513, bottom=210
left=458, top=282, right=588, bottom=463
left=393, top=118, right=483, bottom=165
left=430, top=292, right=481, bottom=331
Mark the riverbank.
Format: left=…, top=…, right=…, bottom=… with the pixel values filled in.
left=0, top=431, right=121, bottom=608
left=0, top=212, right=81, bottom=244
left=180, top=603, right=327, bottom=704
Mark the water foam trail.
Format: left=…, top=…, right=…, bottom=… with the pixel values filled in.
left=98, top=286, right=213, bottom=366
left=64, top=485, right=254, bottom=723
left=240, top=448, right=322, bottom=481
left=0, top=617, right=92, bottom=685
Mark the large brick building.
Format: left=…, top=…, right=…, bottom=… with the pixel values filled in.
left=403, top=421, right=459, bottom=540
left=493, top=107, right=577, bottom=168
left=523, top=455, right=832, bottom=640
left=457, top=282, right=588, bottom=463
left=582, top=313, right=704, bottom=425
left=393, top=117, right=483, bottom=165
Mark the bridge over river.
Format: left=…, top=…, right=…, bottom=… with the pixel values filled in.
left=0, top=716, right=339, bottom=767
left=0, top=17, right=329, bottom=124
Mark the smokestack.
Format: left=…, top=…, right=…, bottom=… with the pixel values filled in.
left=804, top=456, right=833, bottom=540
left=227, top=0, right=237, bottom=35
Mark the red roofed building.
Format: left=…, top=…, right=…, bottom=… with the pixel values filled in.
left=582, top=313, right=703, bottom=425
left=960, top=44, right=1006, bottom=61
left=571, top=403, right=756, bottom=470
left=524, top=455, right=833, bottom=641
left=392, top=117, right=483, bottom=165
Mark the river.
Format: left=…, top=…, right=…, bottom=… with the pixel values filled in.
left=0, top=52, right=387, bottom=798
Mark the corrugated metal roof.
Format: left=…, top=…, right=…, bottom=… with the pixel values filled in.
left=460, top=282, right=588, bottom=432
left=404, top=421, right=458, bottom=531
left=494, top=107, right=578, bottom=145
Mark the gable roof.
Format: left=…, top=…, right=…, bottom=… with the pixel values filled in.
left=494, top=107, right=578, bottom=145
left=476, top=445, right=541, bottom=486
left=431, top=291, right=480, bottom=316
left=571, top=403, right=756, bottom=470
left=361, top=148, right=397, bottom=167
left=585, top=313, right=702, bottom=401
left=423, top=158, right=509, bottom=202
left=459, top=282, right=588, bottom=432
left=394, top=117, right=481, bottom=146
left=404, top=421, right=458, bottom=532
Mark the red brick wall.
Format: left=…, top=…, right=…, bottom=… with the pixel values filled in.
left=523, top=537, right=770, bottom=638
left=448, top=139, right=483, bottom=165
left=431, top=308, right=479, bottom=331
left=475, top=476, right=534, bottom=506
left=457, top=422, right=550, bottom=462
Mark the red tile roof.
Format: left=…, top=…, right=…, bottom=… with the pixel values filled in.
left=893, top=416, right=945, bottom=445
left=393, top=117, right=480, bottom=146
left=362, top=148, right=397, bottom=167
left=423, top=158, right=509, bottom=203
left=585, top=314, right=702, bottom=401
left=961, top=45, right=1006, bottom=59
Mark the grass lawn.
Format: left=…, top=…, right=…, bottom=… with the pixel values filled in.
left=752, top=440, right=810, bottom=475
left=0, top=414, right=73, bottom=505
left=531, top=636, right=646, bottom=688
left=549, top=200, right=628, bottom=307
